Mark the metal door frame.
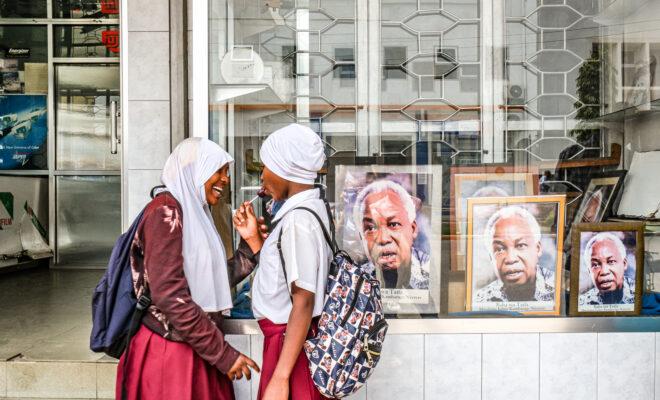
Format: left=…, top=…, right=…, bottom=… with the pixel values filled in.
left=52, top=60, right=121, bottom=266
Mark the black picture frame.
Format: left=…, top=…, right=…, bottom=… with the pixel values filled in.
left=570, top=170, right=627, bottom=227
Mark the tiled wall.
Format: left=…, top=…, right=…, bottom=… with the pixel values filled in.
left=122, top=0, right=173, bottom=228
left=0, top=333, right=654, bottom=398
left=226, top=333, right=660, bottom=400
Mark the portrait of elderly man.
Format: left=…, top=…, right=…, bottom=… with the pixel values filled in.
left=474, top=205, right=555, bottom=303
left=579, top=232, right=635, bottom=306
left=353, top=179, right=430, bottom=290
left=577, top=187, right=605, bottom=223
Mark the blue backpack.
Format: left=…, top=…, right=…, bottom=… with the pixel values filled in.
left=277, top=202, right=388, bottom=398
left=90, top=208, right=151, bottom=359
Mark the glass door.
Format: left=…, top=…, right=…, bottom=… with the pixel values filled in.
left=54, top=63, right=121, bottom=266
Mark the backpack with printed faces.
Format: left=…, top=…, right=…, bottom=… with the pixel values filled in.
left=276, top=199, right=388, bottom=398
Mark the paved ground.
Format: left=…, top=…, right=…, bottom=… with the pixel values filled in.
left=0, top=266, right=112, bottom=363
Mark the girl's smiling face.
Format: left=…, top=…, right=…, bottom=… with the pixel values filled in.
left=204, top=164, right=230, bottom=206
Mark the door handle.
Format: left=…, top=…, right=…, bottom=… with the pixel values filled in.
left=110, top=100, right=119, bottom=154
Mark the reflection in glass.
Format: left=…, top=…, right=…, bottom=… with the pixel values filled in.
left=210, top=0, right=359, bottom=204
left=504, top=0, right=604, bottom=200
left=54, top=25, right=120, bottom=58
left=53, top=0, right=119, bottom=19
left=56, top=175, right=120, bottom=266
left=380, top=0, right=481, bottom=160
left=55, top=64, right=120, bottom=170
left=0, top=0, right=47, bottom=18
left=204, top=0, right=660, bottom=317
left=0, top=26, right=48, bottom=94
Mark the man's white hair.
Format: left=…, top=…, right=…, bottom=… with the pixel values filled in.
left=583, top=232, right=627, bottom=266
left=483, top=205, right=542, bottom=259
left=353, top=179, right=416, bottom=231
left=472, top=185, right=509, bottom=198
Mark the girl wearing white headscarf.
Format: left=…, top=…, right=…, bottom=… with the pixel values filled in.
left=116, top=138, right=260, bottom=400
left=235, top=124, right=331, bottom=400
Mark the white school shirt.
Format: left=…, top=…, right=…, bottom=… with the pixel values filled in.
left=251, top=188, right=332, bottom=324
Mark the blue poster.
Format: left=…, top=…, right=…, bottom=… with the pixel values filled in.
left=0, top=95, right=47, bottom=170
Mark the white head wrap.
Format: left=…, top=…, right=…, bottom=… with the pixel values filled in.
left=160, top=138, right=234, bottom=312
left=259, top=123, right=326, bottom=184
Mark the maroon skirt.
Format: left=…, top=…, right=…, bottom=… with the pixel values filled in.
left=116, top=325, right=235, bottom=400
left=257, top=318, right=327, bottom=400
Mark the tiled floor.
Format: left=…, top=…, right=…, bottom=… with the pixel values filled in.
left=0, top=267, right=110, bottom=363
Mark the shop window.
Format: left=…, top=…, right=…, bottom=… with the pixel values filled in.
left=0, top=25, right=48, bottom=95
left=0, top=0, right=47, bottom=18
left=53, top=0, right=119, bottom=19
left=54, top=25, right=120, bottom=58
left=207, top=0, right=660, bottom=320
left=0, top=25, right=48, bottom=171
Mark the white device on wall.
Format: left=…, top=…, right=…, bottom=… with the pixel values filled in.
left=220, top=45, right=265, bottom=84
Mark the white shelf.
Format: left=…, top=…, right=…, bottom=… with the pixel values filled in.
left=210, top=83, right=288, bottom=104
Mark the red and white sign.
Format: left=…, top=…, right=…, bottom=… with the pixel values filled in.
left=100, top=0, right=119, bottom=15
left=102, top=30, right=120, bottom=53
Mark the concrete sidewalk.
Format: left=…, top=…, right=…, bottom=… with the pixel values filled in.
left=0, top=267, right=116, bottom=399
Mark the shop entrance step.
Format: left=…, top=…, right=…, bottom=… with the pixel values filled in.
left=0, top=359, right=117, bottom=399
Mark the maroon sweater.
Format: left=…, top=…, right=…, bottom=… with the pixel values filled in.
left=129, top=192, right=257, bottom=373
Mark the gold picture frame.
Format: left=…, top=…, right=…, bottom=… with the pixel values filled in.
left=449, top=166, right=538, bottom=272
left=465, top=195, right=566, bottom=316
left=569, top=222, right=645, bottom=316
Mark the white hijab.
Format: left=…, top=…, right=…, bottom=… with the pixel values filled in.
left=160, top=138, right=234, bottom=312
left=259, top=123, right=326, bottom=184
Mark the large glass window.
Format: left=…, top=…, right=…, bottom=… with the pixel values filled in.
left=208, top=0, right=660, bottom=319
left=0, top=25, right=48, bottom=95
left=54, top=25, right=120, bottom=58
left=52, top=0, right=119, bottom=19
left=0, top=1, right=121, bottom=267
left=55, top=64, right=120, bottom=170
left=0, top=25, right=48, bottom=171
left=0, top=0, right=47, bottom=18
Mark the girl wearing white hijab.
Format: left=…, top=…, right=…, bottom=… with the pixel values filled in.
left=234, top=124, right=331, bottom=400
left=116, top=138, right=260, bottom=400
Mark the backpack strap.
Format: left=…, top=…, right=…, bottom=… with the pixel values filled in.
left=276, top=206, right=336, bottom=301
left=315, top=184, right=338, bottom=249
left=121, top=207, right=152, bottom=400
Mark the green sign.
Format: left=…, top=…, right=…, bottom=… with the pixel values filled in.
left=0, top=192, right=14, bottom=228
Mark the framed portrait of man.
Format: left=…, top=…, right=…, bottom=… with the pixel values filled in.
left=569, top=222, right=644, bottom=316
left=334, top=165, right=442, bottom=315
left=465, top=195, right=566, bottom=315
left=450, top=166, right=538, bottom=271
left=571, top=171, right=627, bottom=226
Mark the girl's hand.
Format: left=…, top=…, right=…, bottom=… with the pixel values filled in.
left=233, top=202, right=258, bottom=240
left=262, top=376, right=289, bottom=400
left=227, top=353, right=260, bottom=381
left=258, top=216, right=269, bottom=240
left=233, top=202, right=263, bottom=253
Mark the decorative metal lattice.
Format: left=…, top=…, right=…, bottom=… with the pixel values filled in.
left=505, top=0, right=606, bottom=210
left=505, top=0, right=603, bottom=163
left=249, top=1, right=358, bottom=158
left=380, top=0, right=481, bottom=164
